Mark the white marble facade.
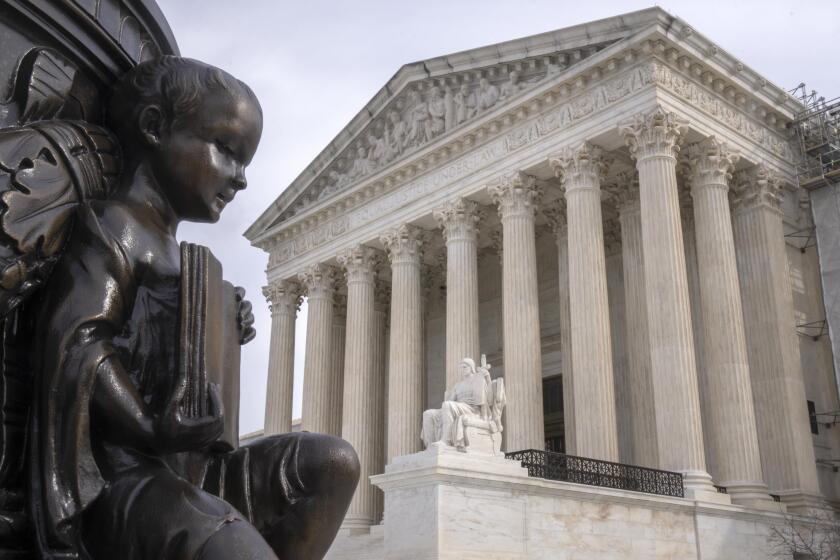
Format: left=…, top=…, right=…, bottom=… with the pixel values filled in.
left=248, top=6, right=840, bottom=540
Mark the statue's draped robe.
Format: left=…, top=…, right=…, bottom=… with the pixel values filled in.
left=421, top=373, right=489, bottom=448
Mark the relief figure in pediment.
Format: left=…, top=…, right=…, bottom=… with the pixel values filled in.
left=405, top=89, right=431, bottom=148
left=454, top=84, right=477, bottom=124
left=499, top=70, right=523, bottom=101
left=347, top=145, right=374, bottom=183
left=386, top=110, right=407, bottom=158
left=427, top=86, right=446, bottom=138
left=367, top=131, right=392, bottom=168
left=477, top=77, right=500, bottom=112
left=444, top=86, right=456, bottom=131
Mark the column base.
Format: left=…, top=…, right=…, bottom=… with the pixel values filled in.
left=774, top=490, right=831, bottom=517
left=723, top=482, right=786, bottom=512
left=340, top=516, right=374, bottom=536
left=683, top=470, right=731, bottom=504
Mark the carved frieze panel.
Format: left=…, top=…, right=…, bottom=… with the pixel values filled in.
left=280, top=43, right=617, bottom=220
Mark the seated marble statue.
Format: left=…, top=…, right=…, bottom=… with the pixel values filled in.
left=10, top=57, right=359, bottom=560
left=421, top=357, right=505, bottom=454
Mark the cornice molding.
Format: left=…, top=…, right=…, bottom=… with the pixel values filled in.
left=260, top=44, right=797, bottom=275
left=247, top=11, right=800, bottom=245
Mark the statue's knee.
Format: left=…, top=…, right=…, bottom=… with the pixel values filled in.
left=297, top=433, right=359, bottom=496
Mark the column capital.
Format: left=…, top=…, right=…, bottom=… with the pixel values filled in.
left=381, top=224, right=426, bottom=265
left=299, top=263, right=338, bottom=300
left=549, top=141, right=609, bottom=193
left=262, top=279, right=303, bottom=316
left=684, top=136, right=740, bottom=192
left=489, top=171, right=541, bottom=219
left=543, top=198, right=568, bottom=240
left=731, top=164, right=785, bottom=214
left=620, top=105, right=688, bottom=162
left=338, top=245, right=381, bottom=284
left=606, top=170, right=641, bottom=216
left=433, top=197, right=483, bottom=244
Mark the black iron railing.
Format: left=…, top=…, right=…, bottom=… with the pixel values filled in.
left=505, top=449, right=684, bottom=498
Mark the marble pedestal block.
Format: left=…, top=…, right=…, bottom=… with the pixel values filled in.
left=372, top=443, right=530, bottom=560
left=328, top=445, right=804, bottom=560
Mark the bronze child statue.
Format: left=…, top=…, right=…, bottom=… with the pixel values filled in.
left=15, top=56, right=359, bottom=559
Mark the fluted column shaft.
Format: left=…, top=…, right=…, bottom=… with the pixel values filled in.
left=263, top=280, right=301, bottom=435
left=551, top=143, right=619, bottom=461
left=547, top=202, right=576, bottom=455
left=371, top=284, right=389, bottom=524
left=329, top=295, right=347, bottom=436
left=382, top=225, right=425, bottom=462
left=687, top=138, right=769, bottom=505
left=616, top=186, right=659, bottom=469
left=299, top=264, right=339, bottom=435
left=434, top=199, right=481, bottom=388
left=490, top=173, right=545, bottom=451
left=621, top=108, right=713, bottom=494
left=732, top=166, right=822, bottom=512
left=338, top=246, right=380, bottom=529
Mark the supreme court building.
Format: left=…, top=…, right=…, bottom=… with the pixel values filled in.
left=246, top=8, right=840, bottom=552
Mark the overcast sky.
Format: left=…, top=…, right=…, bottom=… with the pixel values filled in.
left=157, top=0, right=840, bottom=435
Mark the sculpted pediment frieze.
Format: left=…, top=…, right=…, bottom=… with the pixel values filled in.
left=277, top=41, right=618, bottom=222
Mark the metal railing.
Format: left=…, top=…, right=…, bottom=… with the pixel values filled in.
left=505, top=449, right=684, bottom=498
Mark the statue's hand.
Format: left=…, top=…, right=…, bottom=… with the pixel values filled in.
left=155, top=381, right=225, bottom=453
left=235, top=286, right=256, bottom=345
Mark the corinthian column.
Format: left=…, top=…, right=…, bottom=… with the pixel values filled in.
left=299, top=264, right=339, bottom=435
left=490, top=172, right=545, bottom=451
left=545, top=200, right=575, bottom=455
left=550, top=142, right=619, bottom=462
left=620, top=107, right=716, bottom=497
left=371, top=283, right=389, bottom=524
left=262, top=280, right=302, bottom=435
left=338, top=245, right=380, bottom=529
left=732, top=165, right=823, bottom=513
left=686, top=138, right=773, bottom=507
left=329, top=293, right=347, bottom=437
left=381, top=225, right=426, bottom=462
left=612, top=174, right=659, bottom=468
left=434, top=198, right=482, bottom=389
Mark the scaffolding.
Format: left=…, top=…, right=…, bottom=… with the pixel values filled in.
left=791, top=83, right=840, bottom=191
left=791, top=83, right=840, bottom=408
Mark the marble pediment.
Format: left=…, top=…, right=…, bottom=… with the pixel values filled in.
left=246, top=7, right=802, bottom=246
left=246, top=9, right=671, bottom=239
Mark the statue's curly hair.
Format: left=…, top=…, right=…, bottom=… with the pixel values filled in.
left=107, top=55, right=260, bottom=145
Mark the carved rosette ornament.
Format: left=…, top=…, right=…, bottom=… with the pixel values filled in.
left=489, top=171, right=541, bottom=220
left=299, top=263, right=338, bottom=301
left=262, top=279, right=302, bottom=316
left=433, top=198, right=483, bottom=243
left=549, top=141, right=610, bottom=194
left=337, top=245, right=381, bottom=285
left=731, top=164, right=785, bottom=215
left=620, top=106, right=688, bottom=162
left=380, top=224, right=426, bottom=267
left=685, top=136, right=740, bottom=194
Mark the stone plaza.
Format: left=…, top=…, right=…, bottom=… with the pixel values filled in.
left=245, top=8, right=840, bottom=558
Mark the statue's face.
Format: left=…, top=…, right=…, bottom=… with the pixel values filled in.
left=459, top=362, right=472, bottom=378
left=151, top=88, right=262, bottom=223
